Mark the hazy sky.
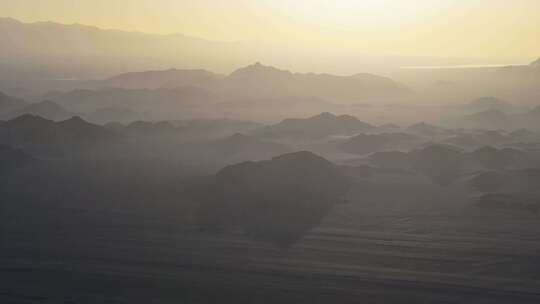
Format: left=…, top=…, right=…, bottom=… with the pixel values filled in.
left=2, top=0, right=540, bottom=62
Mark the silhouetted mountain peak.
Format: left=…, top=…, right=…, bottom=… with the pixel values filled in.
left=407, top=122, right=444, bottom=136
left=4, top=100, right=72, bottom=121
left=270, top=150, right=332, bottom=165
left=229, top=62, right=293, bottom=78
left=216, top=151, right=342, bottom=182
left=307, top=112, right=369, bottom=125
left=199, top=151, right=350, bottom=247
left=254, top=112, right=374, bottom=139
left=223, top=133, right=254, bottom=144
left=311, top=112, right=337, bottom=120
left=530, top=57, right=540, bottom=68
left=60, top=116, right=86, bottom=124
left=7, top=114, right=53, bottom=127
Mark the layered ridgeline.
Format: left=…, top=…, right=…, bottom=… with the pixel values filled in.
left=1, top=100, right=74, bottom=121
left=0, top=17, right=243, bottom=79
left=0, top=16, right=452, bottom=84
left=252, top=112, right=375, bottom=139
left=96, top=63, right=407, bottom=101
left=444, top=97, right=540, bottom=130
left=0, top=114, right=116, bottom=145
left=220, top=62, right=408, bottom=102
left=46, top=63, right=409, bottom=109
left=25, top=62, right=410, bottom=122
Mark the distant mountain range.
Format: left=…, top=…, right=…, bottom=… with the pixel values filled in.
left=0, top=17, right=485, bottom=86
left=0, top=18, right=411, bottom=106
left=32, top=63, right=410, bottom=121
left=0, top=17, right=243, bottom=80
left=218, top=62, right=409, bottom=102
left=89, top=62, right=408, bottom=102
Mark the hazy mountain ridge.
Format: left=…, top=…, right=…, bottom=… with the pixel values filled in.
left=340, top=133, right=423, bottom=155
left=6, top=5, right=540, bottom=304
left=98, top=62, right=409, bottom=101
left=47, top=86, right=216, bottom=114
left=252, top=112, right=375, bottom=139
left=0, top=114, right=117, bottom=145
left=2, top=100, right=74, bottom=121
left=444, top=101, right=540, bottom=131
left=227, top=63, right=408, bottom=101
left=0, top=17, right=243, bottom=79
left=38, top=63, right=410, bottom=122
left=102, top=68, right=223, bottom=89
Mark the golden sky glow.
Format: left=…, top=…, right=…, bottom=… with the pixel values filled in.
left=2, top=0, right=540, bottom=62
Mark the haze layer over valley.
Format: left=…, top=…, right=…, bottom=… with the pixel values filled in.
left=2, top=3, right=540, bottom=303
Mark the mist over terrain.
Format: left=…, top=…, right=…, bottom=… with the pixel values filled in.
left=2, top=12, right=540, bottom=304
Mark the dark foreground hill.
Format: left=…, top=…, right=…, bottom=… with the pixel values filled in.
left=3, top=142, right=540, bottom=303
left=195, top=151, right=351, bottom=247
